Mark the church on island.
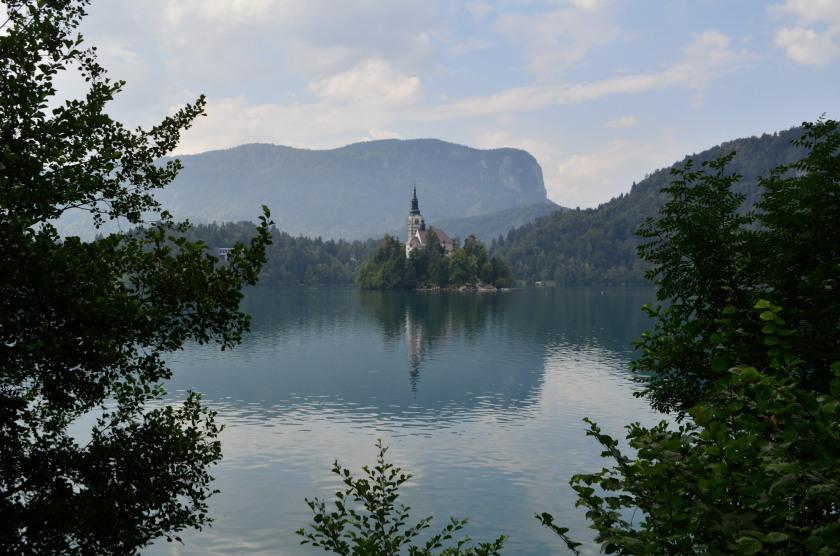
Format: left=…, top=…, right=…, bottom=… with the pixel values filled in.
left=405, top=188, right=454, bottom=257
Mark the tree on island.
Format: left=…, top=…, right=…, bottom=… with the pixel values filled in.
left=409, top=230, right=450, bottom=287
left=357, top=235, right=416, bottom=289
left=1, top=1, right=270, bottom=552
left=358, top=232, right=512, bottom=290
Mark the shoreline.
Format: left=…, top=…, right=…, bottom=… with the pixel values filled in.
left=414, top=284, right=512, bottom=293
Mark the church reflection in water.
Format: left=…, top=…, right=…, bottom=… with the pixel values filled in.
left=357, top=287, right=654, bottom=395
left=405, top=305, right=426, bottom=391
left=359, top=290, right=514, bottom=391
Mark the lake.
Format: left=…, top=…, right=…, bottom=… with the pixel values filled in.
left=149, top=287, right=662, bottom=555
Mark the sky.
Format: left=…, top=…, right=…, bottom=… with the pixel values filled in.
left=64, top=0, right=840, bottom=208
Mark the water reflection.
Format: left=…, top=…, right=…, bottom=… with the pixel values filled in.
left=167, top=288, right=653, bottom=415
left=152, top=287, right=658, bottom=556
left=357, top=291, right=513, bottom=391
left=167, top=289, right=545, bottom=423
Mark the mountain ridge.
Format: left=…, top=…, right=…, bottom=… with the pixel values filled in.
left=157, top=138, right=550, bottom=240
left=493, top=125, right=809, bottom=284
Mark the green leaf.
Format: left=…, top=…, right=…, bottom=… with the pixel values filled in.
left=735, top=366, right=760, bottom=381
left=736, top=537, right=763, bottom=555
left=763, top=532, right=789, bottom=544
left=712, top=356, right=730, bottom=372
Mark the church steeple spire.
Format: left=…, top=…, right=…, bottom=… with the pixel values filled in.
left=406, top=187, right=425, bottom=255
left=410, top=187, right=420, bottom=215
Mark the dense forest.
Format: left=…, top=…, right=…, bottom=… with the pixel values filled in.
left=185, top=223, right=513, bottom=290
left=412, top=201, right=561, bottom=244
left=358, top=232, right=512, bottom=290
left=492, top=126, right=809, bottom=285
left=185, top=222, right=379, bottom=286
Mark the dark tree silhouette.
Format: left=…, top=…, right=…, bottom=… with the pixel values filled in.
left=0, top=1, right=271, bottom=552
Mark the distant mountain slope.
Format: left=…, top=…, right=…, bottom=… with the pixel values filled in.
left=431, top=201, right=563, bottom=244
left=494, top=126, right=808, bottom=285
left=384, top=201, right=563, bottom=244
left=154, top=139, right=548, bottom=239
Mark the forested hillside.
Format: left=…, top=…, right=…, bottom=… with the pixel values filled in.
left=383, top=201, right=562, bottom=244
left=425, top=201, right=562, bottom=244
left=185, top=222, right=379, bottom=287
left=493, top=126, right=808, bottom=285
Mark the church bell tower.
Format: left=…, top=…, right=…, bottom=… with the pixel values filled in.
left=406, top=187, right=425, bottom=251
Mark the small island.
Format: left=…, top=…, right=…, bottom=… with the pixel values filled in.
left=358, top=189, right=513, bottom=290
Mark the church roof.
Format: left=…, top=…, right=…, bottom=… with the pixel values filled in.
left=418, top=228, right=453, bottom=244
left=408, top=236, right=423, bottom=248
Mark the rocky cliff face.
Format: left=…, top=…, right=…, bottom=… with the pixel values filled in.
left=156, top=138, right=549, bottom=239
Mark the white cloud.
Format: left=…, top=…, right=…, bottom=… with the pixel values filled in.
left=467, top=1, right=493, bottom=20
left=603, top=115, right=639, bottom=129
left=663, top=30, right=742, bottom=88
left=570, top=0, right=608, bottom=9
left=284, top=40, right=355, bottom=77
left=775, top=0, right=840, bottom=25
left=161, top=0, right=275, bottom=28
left=173, top=93, right=416, bottom=155
left=432, top=30, right=743, bottom=119
left=773, top=0, right=840, bottom=65
left=81, top=0, right=443, bottom=88
left=494, top=1, right=619, bottom=77
left=776, top=26, right=840, bottom=64
left=474, top=130, right=513, bottom=149
left=553, top=138, right=684, bottom=207
left=449, top=38, right=492, bottom=56
left=366, top=128, right=403, bottom=140
left=310, top=59, right=422, bottom=104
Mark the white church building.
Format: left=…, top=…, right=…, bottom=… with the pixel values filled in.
left=405, top=188, right=454, bottom=257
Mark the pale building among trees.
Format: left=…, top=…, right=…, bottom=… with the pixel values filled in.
left=405, top=188, right=454, bottom=257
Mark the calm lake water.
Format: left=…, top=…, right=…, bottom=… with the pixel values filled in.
left=148, top=287, right=661, bottom=555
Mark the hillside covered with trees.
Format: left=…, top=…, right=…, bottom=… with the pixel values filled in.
left=414, top=201, right=561, bottom=244
left=493, top=126, right=809, bottom=285
left=181, top=222, right=516, bottom=289
left=184, top=222, right=379, bottom=287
